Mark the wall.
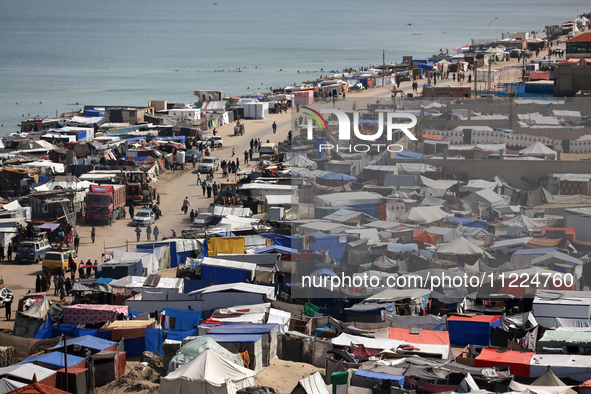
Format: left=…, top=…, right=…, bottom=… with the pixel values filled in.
left=554, top=63, right=591, bottom=96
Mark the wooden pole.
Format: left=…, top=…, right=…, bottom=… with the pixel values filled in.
left=63, top=334, right=68, bottom=392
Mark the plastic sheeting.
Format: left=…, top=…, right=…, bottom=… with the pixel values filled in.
left=448, top=315, right=499, bottom=346
left=208, top=237, right=245, bottom=256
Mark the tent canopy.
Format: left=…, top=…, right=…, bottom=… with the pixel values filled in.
left=437, top=236, right=483, bottom=255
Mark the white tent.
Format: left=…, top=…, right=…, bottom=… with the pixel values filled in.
left=160, top=349, right=255, bottom=394
left=282, top=154, right=317, bottom=169
left=437, top=236, right=483, bottom=255
left=501, top=215, right=543, bottom=232
left=407, top=206, right=451, bottom=224
left=520, top=142, right=557, bottom=159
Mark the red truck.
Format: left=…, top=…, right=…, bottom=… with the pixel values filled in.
left=85, top=184, right=127, bottom=224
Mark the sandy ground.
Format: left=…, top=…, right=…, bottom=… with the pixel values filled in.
left=0, top=36, right=568, bottom=332
left=255, top=359, right=325, bottom=393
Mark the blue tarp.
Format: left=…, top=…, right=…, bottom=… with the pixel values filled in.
left=145, top=328, right=164, bottom=356
left=201, top=265, right=249, bottom=284
left=445, top=216, right=488, bottom=229
left=416, top=63, right=436, bottom=70
left=19, top=352, right=85, bottom=368
left=264, top=234, right=305, bottom=250
left=309, top=243, right=347, bottom=263
left=255, top=245, right=296, bottom=254
left=448, top=320, right=493, bottom=346
left=204, top=334, right=263, bottom=343
left=50, top=335, right=116, bottom=351
left=163, top=309, right=203, bottom=331
left=208, top=324, right=277, bottom=335
left=167, top=328, right=198, bottom=342
left=183, top=279, right=210, bottom=294
left=396, top=150, right=424, bottom=159
left=318, top=172, right=357, bottom=181
left=36, top=325, right=99, bottom=340
left=93, top=277, right=114, bottom=285
left=354, top=370, right=405, bottom=385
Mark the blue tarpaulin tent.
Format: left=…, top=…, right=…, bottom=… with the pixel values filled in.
left=318, top=172, right=357, bottom=181
left=201, top=265, right=249, bottom=284
left=263, top=234, right=305, bottom=250
left=207, top=324, right=277, bottom=335
left=309, top=243, right=347, bottom=263
left=448, top=315, right=500, bottom=346
left=162, top=309, right=203, bottom=331
left=50, top=335, right=116, bottom=352
left=36, top=324, right=99, bottom=340
left=19, top=352, right=85, bottom=368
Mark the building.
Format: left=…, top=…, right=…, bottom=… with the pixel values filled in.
left=553, top=63, right=591, bottom=96
left=566, top=32, right=591, bottom=59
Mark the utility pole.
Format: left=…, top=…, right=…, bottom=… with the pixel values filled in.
left=383, top=50, right=386, bottom=87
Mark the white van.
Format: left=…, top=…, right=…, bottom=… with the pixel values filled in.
left=259, top=143, right=278, bottom=155
left=524, top=63, right=539, bottom=76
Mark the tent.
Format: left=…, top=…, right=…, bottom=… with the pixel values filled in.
left=509, top=368, right=576, bottom=394
left=475, top=348, right=534, bottom=377
left=530, top=355, right=591, bottom=382
left=282, top=154, right=317, bottom=169
left=62, top=304, right=128, bottom=324
left=200, top=257, right=256, bottom=284
left=203, top=334, right=264, bottom=372
left=50, top=335, right=117, bottom=353
left=407, top=206, right=451, bottom=224
left=14, top=297, right=51, bottom=338
left=160, top=349, right=255, bottom=394
left=167, top=336, right=244, bottom=374
left=292, top=371, right=330, bottom=394
left=437, top=236, right=483, bottom=255
left=501, top=215, right=543, bottom=232
left=448, top=315, right=499, bottom=346
left=207, top=324, right=278, bottom=367
left=520, top=141, right=557, bottom=159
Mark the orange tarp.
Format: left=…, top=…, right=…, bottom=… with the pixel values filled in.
left=388, top=327, right=450, bottom=346
left=412, top=230, right=438, bottom=245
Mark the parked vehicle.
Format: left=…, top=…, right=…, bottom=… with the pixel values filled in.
left=15, top=237, right=51, bottom=264
left=259, top=143, right=278, bottom=155
left=42, top=248, right=78, bottom=273
left=132, top=208, right=156, bottom=226
left=126, top=171, right=156, bottom=206
left=85, top=184, right=127, bottom=224
left=193, top=213, right=213, bottom=228
left=207, top=136, right=224, bottom=148
left=198, top=156, right=220, bottom=173
left=186, top=149, right=202, bottom=163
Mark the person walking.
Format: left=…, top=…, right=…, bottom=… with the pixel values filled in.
left=146, top=224, right=152, bottom=241
left=171, top=229, right=177, bottom=238
left=91, top=226, right=96, bottom=243
left=232, top=148, right=235, bottom=157
left=135, top=226, right=142, bottom=242
left=249, top=147, right=253, bottom=161
left=272, top=121, right=277, bottom=133
left=0, top=244, right=4, bottom=262
left=207, top=184, right=212, bottom=198
left=6, top=244, right=12, bottom=261
left=201, top=180, right=207, bottom=196
left=35, top=275, right=42, bottom=293
left=244, top=150, right=248, bottom=164
left=190, top=209, right=195, bottom=222
left=212, top=182, right=218, bottom=198
left=4, top=294, right=12, bottom=321
left=153, top=226, right=159, bottom=242
left=73, top=235, right=80, bottom=253
left=129, top=204, right=135, bottom=218
left=182, top=197, right=190, bottom=214
left=157, top=194, right=161, bottom=205
left=197, top=171, right=201, bottom=185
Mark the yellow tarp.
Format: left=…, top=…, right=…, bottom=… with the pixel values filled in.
left=208, top=237, right=245, bottom=256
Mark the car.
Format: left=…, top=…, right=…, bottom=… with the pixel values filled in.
left=133, top=208, right=156, bottom=226
left=15, top=237, right=51, bottom=264
left=209, top=136, right=223, bottom=147
left=193, top=212, right=213, bottom=228
left=198, top=156, right=220, bottom=173
left=42, top=248, right=78, bottom=273
left=186, top=149, right=202, bottom=163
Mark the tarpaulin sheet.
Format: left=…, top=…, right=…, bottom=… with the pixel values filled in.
left=388, top=328, right=450, bottom=346
left=122, top=336, right=145, bottom=357
left=448, top=315, right=499, bottom=346
left=208, top=237, right=245, bottom=256
left=309, top=243, right=346, bottom=263
left=63, top=304, right=128, bottom=324
left=201, top=266, right=249, bottom=284
left=145, top=328, right=164, bottom=356
left=19, top=352, right=85, bottom=368
left=475, top=348, right=534, bottom=377
left=167, top=328, right=198, bottom=342
left=354, top=369, right=404, bottom=385
left=35, top=325, right=99, bottom=340
left=208, top=324, right=277, bottom=335
left=163, top=309, right=202, bottom=331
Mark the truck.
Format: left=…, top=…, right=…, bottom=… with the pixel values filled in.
left=126, top=171, right=156, bottom=206
left=85, top=184, right=127, bottom=224
left=214, top=181, right=241, bottom=205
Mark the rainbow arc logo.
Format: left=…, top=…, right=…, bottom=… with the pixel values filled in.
left=302, top=106, right=328, bottom=132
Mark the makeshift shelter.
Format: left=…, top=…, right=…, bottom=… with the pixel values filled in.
left=292, top=371, right=331, bottom=394
left=96, top=260, right=143, bottom=279
left=200, top=257, right=256, bottom=284
left=530, top=354, right=591, bottom=382
left=509, top=368, right=576, bottom=394
left=407, top=206, right=451, bottom=224
left=475, top=347, right=534, bottom=377
left=14, top=297, right=50, bottom=338
left=520, top=141, right=557, bottom=159
left=207, top=324, right=277, bottom=367
left=167, top=336, right=244, bottom=374
left=49, top=335, right=117, bottom=353
left=0, top=363, right=57, bottom=387
left=19, top=352, right=86, bottom=371
left=282, top=154, right=317, bottom=169
left=203, top=334, right=264, bottom=373
left=100, top=319, right=156, bottom=357
left=160, top=349, right=255, bottom=394
left=537, top=330, right=591, bottom=353
left=387, top=327, right=451, bottom=359
left=7, top=382, right=70, bottom=394
left=448, top=315, right=499, bottom=346
left=532, top=290, right=591, bottom=328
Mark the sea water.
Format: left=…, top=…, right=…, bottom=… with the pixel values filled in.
left=0, top=0, right=588, bottom=135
